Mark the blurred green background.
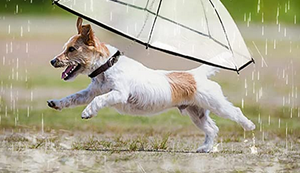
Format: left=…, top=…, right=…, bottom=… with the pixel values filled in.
left=0, top=0, right=299, bottom=24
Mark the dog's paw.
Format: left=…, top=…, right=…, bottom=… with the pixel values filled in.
left=47, top=99, right=62, bottom=110
left=196, top=144, right=213, bottom=153
left=242, top=120, right=256, bottom=131
left=81, top=107, right=96, bottom=119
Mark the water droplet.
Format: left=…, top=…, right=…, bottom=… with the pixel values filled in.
left=16, top=5, right=19, bottom=14
left=42, top=113, right=44, bottom=135
left=250, top=132, right=257, bottom=154
left=257, top=0, right=261, bottom=13
left=241, top=98, right=244, bottom=109
left=265, top=39, right=268, bottom=55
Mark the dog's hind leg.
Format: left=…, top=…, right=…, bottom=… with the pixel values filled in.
left=184, top=106, right=219, bottom=153
left=198, top=80, right=255, bottom=131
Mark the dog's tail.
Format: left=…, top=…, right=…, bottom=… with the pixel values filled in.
left=195, top=52, right=233, bottom=78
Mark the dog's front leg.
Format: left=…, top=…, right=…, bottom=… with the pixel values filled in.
left=47, top=87, right=97, bottom=110
left=81, top=90, right=126, bottom=119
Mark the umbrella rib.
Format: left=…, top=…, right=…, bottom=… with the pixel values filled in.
left=145, top=0, right=150, bottom=9
left=146, top=0, right=163, bottom=49
left=208, top=0, right=233, bottom=53
left=200, top=0, right=211, bottom=36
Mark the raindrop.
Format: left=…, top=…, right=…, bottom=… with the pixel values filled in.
left=284, top=28, right=287, bottom=37
left=26, top=43, right=29, bottom=53
left=27, top=20, right=31, bottom=32
left=30, top=90, right=33, bottom=102
left=8, top=25, right=10, bottom=34
left=41, top=113, right=44, bottom=135
left=10, top=42, right=13, bottom=53
left=259, top=119, right=262, bottom=132
left=261, top=26, right=264, bottom=36
left=6, top=43, right=8, bottom=54
left=276, top=6, right=279, bottom=25
left=259, top=87, right=263, bottom=99
left=294, top=15, right=297, bottom=24
left=262, top=125, right=264, bottom=143
left=268, top=115, right=271, bottom=125
left=247, top=12, right=251, bottom=27
left=278, top=118, right=281, bottom=128
left=265, top=39, right=268, bottom=55
left=90, top=0, right=94, bottom=12
left=285, top=3, right=288, bottom=13
left=250, top=132, right=257, bottom=154
left=20, top=26, right=23, bottom=37
left=241, top=98, right=244, bottom=109
left=257, top=0, right=261, bottom=13
left=285, top=123, right=288, bottom=150
left=16, top=5, right=19, bottom=14
left=27, top=106, right=30, bottom=117
left=110, top=12, right=113, bottom=21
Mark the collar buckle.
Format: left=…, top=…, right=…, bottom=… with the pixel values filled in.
left=88, top=50, right=121, bottom=78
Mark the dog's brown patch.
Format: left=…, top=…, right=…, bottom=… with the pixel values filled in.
left=167, top=72, right=197, bottom=104
left=98, top=43, right=110, bottom=58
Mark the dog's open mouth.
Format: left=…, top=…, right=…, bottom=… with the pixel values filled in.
left=61, top=64, right=81, bottom=80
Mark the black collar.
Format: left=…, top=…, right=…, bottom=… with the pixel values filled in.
left=88, top=50, right=121, bottom=78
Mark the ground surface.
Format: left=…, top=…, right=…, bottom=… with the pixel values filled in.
left=0, top=17, right=300, bottom=172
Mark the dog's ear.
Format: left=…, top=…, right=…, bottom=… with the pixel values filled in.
left=81, top=24, right=95, bottom=46
left=76, top=17, right=83, bottom=34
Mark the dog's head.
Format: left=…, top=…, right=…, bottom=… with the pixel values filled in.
left=50, top=17, right=110, bottom=81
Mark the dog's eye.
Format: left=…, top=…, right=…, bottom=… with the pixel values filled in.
left=68, top=47, right=76, bottom=52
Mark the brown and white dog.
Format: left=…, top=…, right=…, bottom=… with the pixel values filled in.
left=47, top=17, right=255, bottom=153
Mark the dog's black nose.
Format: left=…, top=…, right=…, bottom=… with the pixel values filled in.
left=50, top=59, right=57, bottom=66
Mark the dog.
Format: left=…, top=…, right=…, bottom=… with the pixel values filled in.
left=47, top=17, right=255, bottom=153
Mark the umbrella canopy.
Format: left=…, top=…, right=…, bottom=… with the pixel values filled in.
left=53, top=0, right=254, bottom=73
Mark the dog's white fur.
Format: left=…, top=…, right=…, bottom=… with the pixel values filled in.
left=48, top=19, right=255, bottom=153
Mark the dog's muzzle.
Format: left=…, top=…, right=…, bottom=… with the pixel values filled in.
left=50, top=59, right=57, bottom=66
left=50, top=58, right=65, bottom=68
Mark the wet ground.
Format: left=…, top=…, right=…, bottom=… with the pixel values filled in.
left=1, top=131, right=300, bottom=172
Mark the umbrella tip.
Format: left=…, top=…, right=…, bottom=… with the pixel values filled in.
left=251, top=57, right=256, bottom=64
left=52, top=0, right=59, bottom=5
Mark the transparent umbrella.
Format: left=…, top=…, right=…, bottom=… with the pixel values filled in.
left=52, top=0, right=255, bottom=73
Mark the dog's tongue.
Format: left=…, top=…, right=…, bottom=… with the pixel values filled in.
left=61, top=65, right=74, bottom=79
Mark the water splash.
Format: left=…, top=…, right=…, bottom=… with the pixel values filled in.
left=250, top=131, right=257, bottom=154
left=212, top=143, right=219, bottom=153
